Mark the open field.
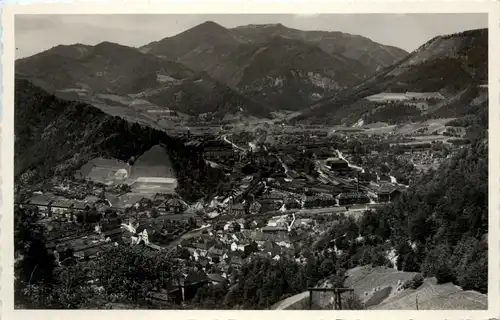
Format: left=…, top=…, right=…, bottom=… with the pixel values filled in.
left=130, top=180, right=177, bottom=195
left=271, top=263, right=487, bottom=310
left=328, top=118, right=458, bottom=137
left=78, top=147, right=178, bottom=195
left=64, top=93, right=191, bottom=132
left=345, top=265, right=418, bottom=303
left=364, top=125, right=397, bottom=135
left=393, top=123, right=425, bottom=135
left=371, top=278, right=487, bottom=310
left=365, top=92, right=444, bottom=103
left=393, top=135, right=450, bottom=146
left=413, top=135, right=449, bottom=142
left=362, top=122, right=390, bottom=129
left=130, top=145, right=176, bottom=179
left=422, top=118, right=456, bottom=133
left=78, top=157, right=129, bottom=185
left=89, top=100, right=166, bottom=130
left=343, top=265, right=487, bottom=310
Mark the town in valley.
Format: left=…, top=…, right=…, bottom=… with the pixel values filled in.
left=13, top=13, right=489, bottom=310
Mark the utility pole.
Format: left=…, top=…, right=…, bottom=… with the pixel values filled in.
left=336, top=289, right=342, bottom=310
left=356, top=171, right=360, bottom=194
left=309, top=289, right=313, bottom=310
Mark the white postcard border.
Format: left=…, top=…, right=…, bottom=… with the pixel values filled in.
left=1, top=1, right=499, bottom=319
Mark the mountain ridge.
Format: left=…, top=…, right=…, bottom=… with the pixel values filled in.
left=140, top=21, right=409, bottom=111
left=15, top=41, right=272, bottom=119
left=293, top=28, right=487, bottom=125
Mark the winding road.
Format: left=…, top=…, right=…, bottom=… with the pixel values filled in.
left=222, top=134, right=247, bottom=152
left=166, top=225, right=213, bottom=251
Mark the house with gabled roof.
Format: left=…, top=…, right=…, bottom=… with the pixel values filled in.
left=207, top=244, right=226, bottom=257
left=257, top=199, right=283, bottom=212
left=263, top=241, right=282, bottom=257
left=207, top=273, right=227, bottom=285
left=284, top=196, right=302, bottom=210
left=227, top=250, right=246, bottom=268
left=249, top=230, right=266, bottom=246
left=165, top=198, right=186, bottom=214
left=230, top=203, right=246, bottom=216
left=197, top=256, right=210, bottom=270
left=377, top=185, right=402, bottom=203
left=303, top=194, right=336, bottom=208
left=249, top=201, right=262, bottom=214
left=161, top=270, right=209, bottom=303
left=336, top=192, right=370, bottom=205
left=192, top=238, right=216, bottom=251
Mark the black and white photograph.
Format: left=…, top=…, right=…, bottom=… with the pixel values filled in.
left=2, top=2, right=499, bottom=316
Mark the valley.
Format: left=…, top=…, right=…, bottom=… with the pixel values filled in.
left=13, top=18, right=488, bottom=311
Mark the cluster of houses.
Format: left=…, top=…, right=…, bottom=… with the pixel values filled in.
left=43, top=213, right=168, bottom=263
left=142, top=213, right=318, bottom=306
left=22, top=187, right=190, bottom=224
left=162, top=214, right=313, bottom=284
left=403, top=150, right=443, bottom=171
left=184, top=138, right=236, bottom=162
left=212, top=176, right=403, bottom=219
left=22, top=191, right=107, bottom=221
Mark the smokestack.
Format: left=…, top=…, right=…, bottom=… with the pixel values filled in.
left=356, top=171, right=360, bottom=194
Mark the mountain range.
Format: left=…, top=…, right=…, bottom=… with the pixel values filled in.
left=15, top=22, right=487, bottom=125
left=16, top=21, right=409, bottom=118
left=15, top=40, right=270, bottom=119
left=140, top=21, right=408, bottom=111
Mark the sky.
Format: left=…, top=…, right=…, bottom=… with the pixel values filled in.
left=15, top=13, right=488, bottom=59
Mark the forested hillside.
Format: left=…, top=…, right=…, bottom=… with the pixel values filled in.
left=362, top=137, right=488, bottom=293
left=15, top=79, right=226, bottom=201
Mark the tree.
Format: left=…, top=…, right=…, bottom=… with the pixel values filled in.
left=99, top=187, right=106, bottom=201
left=150, top=208, right=159, bottom=218
left=319, top=259, right=335, bottom=278
left=14, top=206, right=56, bottom=307
left=435, top=263, right=455, bottom=284
left=232, top=222, right=241, bottom=232
left=410, top=273, right=424, bottom=289
left=452, top=236, right=488, bottom=292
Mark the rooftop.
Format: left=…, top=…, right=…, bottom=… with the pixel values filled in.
left=337, top=192, right=368, bottom=199
left=27, top=193, right=54, bottom=206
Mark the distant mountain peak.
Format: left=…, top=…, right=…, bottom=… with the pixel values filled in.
left=52, top=43, right=89, bottom=50
left=199, top=20, right=224, bottom=27
left=16, top=42, right=93, bottom=62
left=94, top=41, right=129, bottom=50
left=187, top=20, right=230, bottom=34
left=248, top=23, right=285, bottom=28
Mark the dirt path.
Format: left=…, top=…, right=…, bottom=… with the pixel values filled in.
left=272, top=291, right=309, bottom=310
